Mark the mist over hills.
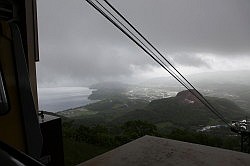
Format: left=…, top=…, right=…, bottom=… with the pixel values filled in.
left=112, top=90, right=247, bottom=127
left=89, top=81, right=132, bottom=90
left=57, top=77, right=250, bottom=159
left=86, top=70, right=250, bottom=112
left=140, top=70, right=250, bottom=112
left=58, top=70, right=250, bottom=128
left=60, top=88, right=249, bottom=130
left=188, top=70, right=250, bottom=85
left=142, top=70, right=250, bottom=87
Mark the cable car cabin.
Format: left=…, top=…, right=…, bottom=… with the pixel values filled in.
left=0, top=0, right=64, bottom=165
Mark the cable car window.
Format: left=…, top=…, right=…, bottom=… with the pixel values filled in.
left=0, top=70, right=9, bottom=115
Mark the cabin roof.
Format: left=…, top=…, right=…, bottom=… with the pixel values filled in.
left=79, top=135, right=250, bottom=166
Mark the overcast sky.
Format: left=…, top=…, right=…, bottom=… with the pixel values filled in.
left=37, top=0, right=250, bottom=87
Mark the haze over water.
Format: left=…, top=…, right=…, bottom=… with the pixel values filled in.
left=38, top=87, right=95, bottom=112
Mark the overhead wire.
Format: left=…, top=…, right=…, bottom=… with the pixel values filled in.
left=85, top=0, right=193, bottom=94
left=86, top=0, right=231, bottom=127
left=99, top=0, right=230, bottom=127
left=85, top=0, right=232, bottom=128
left=86, top=0, right=196, bottom=100
left=101, top=0, right=230, bottom=124
left=93, top=0, right=191, bottom=91
left=92, top=0, right=230, bottom=125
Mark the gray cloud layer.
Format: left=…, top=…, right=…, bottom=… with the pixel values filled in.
left=37, top=0, right=250, bottom=85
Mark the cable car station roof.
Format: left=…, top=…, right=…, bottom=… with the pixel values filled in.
left=79, top=135, right=250, bottom=166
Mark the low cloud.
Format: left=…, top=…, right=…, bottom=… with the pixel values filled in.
left=170, top=53, right=210, bottom=68
left=37, top=0, right=250, bottom=86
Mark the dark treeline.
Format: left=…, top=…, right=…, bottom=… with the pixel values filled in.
left=63, top=120, right=240, bottom=151
left=63, top=120, right=158, bottom=147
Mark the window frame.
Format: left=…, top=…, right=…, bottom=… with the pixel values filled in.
left=0, top=68, right=10, bottom=115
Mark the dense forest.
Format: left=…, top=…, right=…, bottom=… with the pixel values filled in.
left=62, top=120, right=241, bottom=166
left=56, top=88, right=249, bottom=166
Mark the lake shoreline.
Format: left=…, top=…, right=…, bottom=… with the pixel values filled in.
left=38, top=87, right=97, bottom=113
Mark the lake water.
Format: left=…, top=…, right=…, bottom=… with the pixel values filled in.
left=38, top=87, right=96, bottom=113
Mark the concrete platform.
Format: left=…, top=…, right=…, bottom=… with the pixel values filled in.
left=78, top=135, right=250, bottom=166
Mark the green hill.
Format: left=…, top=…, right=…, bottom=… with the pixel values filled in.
left=112, top=90, right=248, bottom=128
left=72, top=98, right=149, bottom=126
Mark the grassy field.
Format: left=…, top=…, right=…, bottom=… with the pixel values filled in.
left=58, top=108, right=97, bottom=118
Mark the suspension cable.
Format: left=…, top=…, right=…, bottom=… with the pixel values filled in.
left=94, top=0, right=191, bottom=91
left=101, top=0, right=229, bottom=124
left=85, top=0, right=232, bottom=128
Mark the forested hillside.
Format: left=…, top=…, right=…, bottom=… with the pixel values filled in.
left=57, top=88, right=250, bottom=166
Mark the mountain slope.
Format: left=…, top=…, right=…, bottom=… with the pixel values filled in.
left=112, top=90, right=248, bottom=127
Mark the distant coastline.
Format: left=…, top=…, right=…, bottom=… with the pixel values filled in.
left=38, top=87, right=97, bottom=113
